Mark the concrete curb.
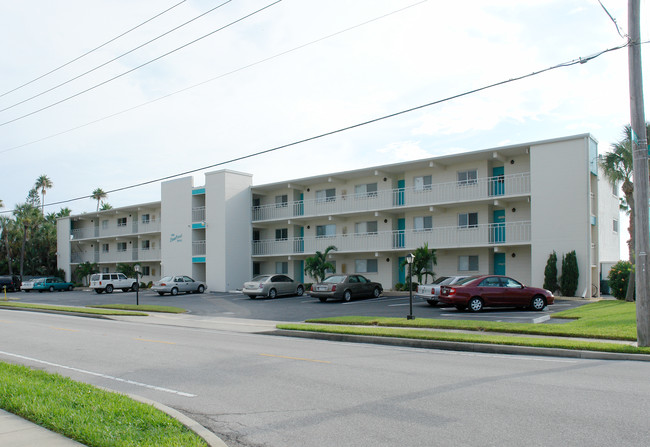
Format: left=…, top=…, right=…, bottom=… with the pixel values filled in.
left=269, top=329, right=650, bottom=362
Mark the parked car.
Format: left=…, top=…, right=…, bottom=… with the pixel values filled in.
left=32, top=277, right=74, bottom=292
left=242, top=274, right=304, bottom=299
left=152, top=276, right=207, bottom=296
left=439, top=275, right=554, bottom=312
left=310, top=274, right=382, bottom=302
left=90, top=273, right=138, bottom=294
left=416, top=275, right=470, bottom=306
left=21, top=277, right=47, bottom=292
left=0, top=275, right=21, bottom=292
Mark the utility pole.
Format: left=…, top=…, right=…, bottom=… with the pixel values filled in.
left=628, top=0, right=650, bottom=346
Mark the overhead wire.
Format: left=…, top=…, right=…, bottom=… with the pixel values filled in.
left=0, top=0, right=188, bottom=99
left=0, top=0, right=283, bottom=128
left=0, top=40, right=631, bottom=215
left=0, top=0, right=234, bottom=114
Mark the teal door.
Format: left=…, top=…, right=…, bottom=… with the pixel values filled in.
left=494, top=253, right=506, bottom=275
left=297, top=260, right=304, bottom=283
left=396, top=180, right=405, bottom=206
left=396, top=218, right=405, bottom=248
left=491, top=166, right=505, bottom=196
left=297, top=226, right=304, bottom=253
left=296, top=193, right=304, bottom=216
left=493, top=209, right=505, bottom=243
left=398, top=256, right=406, bottom=284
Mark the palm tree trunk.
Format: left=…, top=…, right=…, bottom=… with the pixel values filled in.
left=19, top=224, right=26, bottom=280
left=3, top=230, right=12, bottom=276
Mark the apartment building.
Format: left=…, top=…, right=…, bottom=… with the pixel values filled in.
left=57, top=134, right=620, bottom=296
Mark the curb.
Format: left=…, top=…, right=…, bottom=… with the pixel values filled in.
left=269, top=329, right=650, bottom=362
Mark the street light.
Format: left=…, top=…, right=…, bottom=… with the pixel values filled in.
left=406, top=253, right=415, bottom=320
left=134, top=264, right=140, bottom=306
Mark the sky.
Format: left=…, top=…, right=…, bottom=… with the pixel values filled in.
left=0, top=0, right=647, bottom=256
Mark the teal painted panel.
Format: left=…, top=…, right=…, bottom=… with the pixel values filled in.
left=192, top=222, right=206, bottom=229
left=397, top=179, right=405, bottom=206
left=494, top=253, right=506, bottom=275
left=591, top=215, right=597, bottom=226
left=396, top=218, right=405, bottom=248
left=192, top=257, right=206, bottom=263
left=192, top=188, right=206, bottom=195
left=493, top=209, right=505, bottom=243
left=398, top=256, right=405, bottom=284
left=490, top=166, right=505, bottom=196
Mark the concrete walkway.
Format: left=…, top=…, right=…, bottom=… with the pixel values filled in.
left=0, top=409, right=85, bottom=446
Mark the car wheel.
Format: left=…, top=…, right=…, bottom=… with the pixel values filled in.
left=67, top=285, right=73, bottom=291
left=171, top=287, right=178, bottom=296
left=468, top=297, right=483, bottom=312
left=197, top=285, right=205, bottom=294
left=158, top=292, right=165, bottom=296
left=105, top=285, right=113, bottom=294
left=49, top=286, right=55, bottom=292
left=268, top=288, right=277, bottom=299
left=531, top=295, right=546, bottom=311
left=296, top=285, right=304, bottom=297
left=343, top=290, right=352, bottom=302
left=94, top=289, right=103, bottom=294
left=372, top=287, right=381, bottom=298
left=427, top=300, right=437, bottom=307
left=318, top=297, right=327, bottom=302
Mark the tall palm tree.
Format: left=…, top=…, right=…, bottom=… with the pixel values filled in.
left=304, top=245, right=337, bottom=283
left=91, top=188, right=107, bottom=212
left=13, top=203, right=41, bottom=280
left=0, top=215, right=15, bottom=275
left=34, top=175, right=53, bottom=215
left=0, top=198, right=4, bottom=209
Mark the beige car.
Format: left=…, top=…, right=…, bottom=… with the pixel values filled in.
left=243, top=274, right=304, bottom=299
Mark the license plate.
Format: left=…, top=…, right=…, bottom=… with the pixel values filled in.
left=317, top=286, right=328, bottom=291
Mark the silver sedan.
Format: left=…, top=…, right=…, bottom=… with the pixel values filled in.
left=152, top=276, right=207, bottom=296
left=242, top=274, right=304, bottom=299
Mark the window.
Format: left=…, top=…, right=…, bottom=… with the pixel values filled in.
left=458, top=212, right=479, bottom=228
left=325, top=261, right=336, bottom=274
left=253, top=262, right=261, bottom=276
left=355, top=259, right=378, bottom=273
left=142, top=240, right=150, bottom=250
left=142, top=266, right=150, bottom=276
left=355, top=221, right=378, bottom=235
left=117, top=242, right=127, bottom=252
left=101, top=220, right=108, bottom=229
left=141, top=214, right=150, bottom=224
left=355, top=182, right=378, bottom=198
left=102, top=267, right=110, bottom=273
left=275, top=228, right=288, bottom=241
left=459, top=255, right=479, bottom=271
left=275, top=262, right=288, bottom=274
left=316, top=224, right=336, bottom=238
left=275, top=195, right=288, bottom=208
left=316, top=188, right=336, bottom=203
left=613, top=219, right=619, bottom=233
left=414, top=175, right=432, bottom=191
left=457, top=169, right=478, bottom=186
left=117, top=217, right=127, bottom=227
left=414, top=216, right=433, bottom=231
left=101, top=244, right=109, bottom=253
left=612, top=182, right=619, bottom=197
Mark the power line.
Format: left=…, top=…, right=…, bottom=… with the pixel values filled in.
left=0, top=40, right=630, bottom=215
left=0, top=0, right=429, bottom=155
left=0, top=0, right=283, bottom=128
left=0, top=0, right=187, bottom=100
left=597, top=0, right=626, bottom=39
left=0, top=0, right=233, bottom=114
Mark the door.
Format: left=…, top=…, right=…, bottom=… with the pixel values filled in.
left=398, top=256, right=406, bottom=284
left=396, top=218, right=405, bottom=248
left=493, top=209, right=505, bottom=243
left=396, top=179, right=405, bottom=206
left=491, top=166, right=505, bottom=196
left=494, top=252, right=506, bottom=275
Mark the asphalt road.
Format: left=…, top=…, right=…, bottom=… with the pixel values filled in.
left=1, top=309, right=649, bottom=447
left=11, top=289, right=588, bottom=323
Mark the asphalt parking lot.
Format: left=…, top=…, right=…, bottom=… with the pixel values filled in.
left=8, top=289, right=591, bottom=324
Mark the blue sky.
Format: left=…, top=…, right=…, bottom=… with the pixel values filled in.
left=0, top=0, right=646, bottom=256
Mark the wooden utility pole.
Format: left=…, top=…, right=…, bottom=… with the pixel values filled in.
left=628, top=0, right=650, bottom=346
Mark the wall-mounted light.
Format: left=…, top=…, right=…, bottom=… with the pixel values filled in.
left=512, top=208, right=516, bottom=213
left=384, top=219, right=388, bottom=223
left=307, top=225, right=310, bottom=229
left=386, top=258, right=390, bottom=262
left=510, top=159, right=515, bottom=164
left=307, top=188, right=310, bottom=192
left=511, top=253, right=516, bottom=258
left=383, top=177, right=387, bottom=182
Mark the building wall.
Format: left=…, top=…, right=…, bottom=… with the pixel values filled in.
left=57, top=218, right=72, bottom=281
left=161, top=177, right=193, bottom=278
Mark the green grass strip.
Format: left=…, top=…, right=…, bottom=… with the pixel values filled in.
left=88, top=304, right=186, bottom=314
left=0, top=302, right=147, bottom=316
left=304, top=301, right=638, bottom=341
left=278, top=323, right=650, bottom=355
left=0, top=362, right=207, bottom=446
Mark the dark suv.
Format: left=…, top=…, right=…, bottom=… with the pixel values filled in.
left=0, top=275, right=21, bottom=292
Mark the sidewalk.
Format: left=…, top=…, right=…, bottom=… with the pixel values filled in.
left=0, top=409, right=85, bottom=446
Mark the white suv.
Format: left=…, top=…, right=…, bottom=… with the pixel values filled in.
left=90, top=273, right=138, bottom=294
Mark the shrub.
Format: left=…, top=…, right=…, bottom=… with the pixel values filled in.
left=608, top=260, right=633, bottom=300
left=543, top=251, right=558, bottom=292
left=394, top=283, right=404, bottom=291
left=559, top=251, right=579, bottom=296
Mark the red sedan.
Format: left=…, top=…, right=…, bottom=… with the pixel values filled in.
left=439, top=275, right=554, bottom=312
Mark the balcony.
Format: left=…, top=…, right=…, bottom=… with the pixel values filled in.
left=192, top=207, right=206, bottom=223
left=70, top=248, right=162, bottom=264
left=252, top=172, right=530, bottom=222
left=252, top=221, right=531, bottom=256
left=71, top=220, right=161, bottom=240
left=193, top=240, right=206, bottom=256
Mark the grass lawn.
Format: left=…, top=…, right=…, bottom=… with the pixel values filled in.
left=0, top=362, right=207, bottom=446
left=88, top=304, right=186, bottom=314
left=0, top=301, right=147, bottom=316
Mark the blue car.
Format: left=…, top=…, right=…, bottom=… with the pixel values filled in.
left=33, top=277, right=74, bottom=292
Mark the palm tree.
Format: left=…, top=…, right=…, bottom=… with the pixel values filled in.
left=599, top=123, right=650, bottom=301
left=100, top=202, right=113, bottom=210
left=91, top=188, right=107, bottom=212
left=34, top=175, right=53, bottom=215
left=304, top=245, right=337, bottom=283
left=0, top=216, right=16, bottom=275
left=400, top=243, right=438, bottom=285
left=13, top=203, right=41, bottom=280
left=0, top=198, right=4, bottom=209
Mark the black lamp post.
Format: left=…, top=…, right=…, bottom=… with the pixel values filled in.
left=134, top=264, right=140, bottom=306
left=406, top=253, right=415, bottom=320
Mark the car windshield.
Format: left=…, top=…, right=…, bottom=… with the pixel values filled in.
left=432, top=276, right=450, bottom=284
left=323, top=275, right=346, bottom=283
left=251, top=275, right=271, bottom=282
left=159, top=276, right=173, bottom=282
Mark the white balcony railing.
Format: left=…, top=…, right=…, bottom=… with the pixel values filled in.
left=70, top=248, right=162, bottom=264
left=252, top=221, right=531, bottom=256
left=252, top=173, right=530, bottom=222
left=192, top=207, right=206, bottom=223
left=71, top=220, right=161, bottom=240
left=193, top=240, right=206, bottom=256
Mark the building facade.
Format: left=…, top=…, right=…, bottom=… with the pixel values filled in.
left=57, top=134, right=620, bottom=296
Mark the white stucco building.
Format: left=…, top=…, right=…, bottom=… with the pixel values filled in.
left=57, top=134, right=621, bottom=296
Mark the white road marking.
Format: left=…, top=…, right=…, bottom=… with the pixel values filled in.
left=0, top=350, right=196, bottom=397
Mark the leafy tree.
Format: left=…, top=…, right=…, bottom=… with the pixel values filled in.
left=0, top=216, right=16, bottom=275
left=0, top=198, right=3, bottom=209
left=75, top=261, right=98, bottom=285
left=543, top=251, right=558, bottom=292
left=57, top=207, right=72, bottom=218
left=116, top=263, right=140, bottom=279
left=100, top=202, right=113, bottom=210
left=26, top=188, right=40, bottom=207
left=34, top=175, right=53, bottom=215
left=401, top=243, right=437, bottom=284
left=559, top=251, right=579, bottom=297
left=92, top=188, right=107, bottom=212
left=304, top=245, right=337, bottom=283
left=608, top=260, right=634, bottom=300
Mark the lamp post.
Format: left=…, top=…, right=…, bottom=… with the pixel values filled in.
left=406, top=253, right=415, bottom=320
left=134, top=264, right=140, bottom=306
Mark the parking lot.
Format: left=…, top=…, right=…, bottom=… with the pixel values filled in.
left=8, top=288, right=590, bottom=324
